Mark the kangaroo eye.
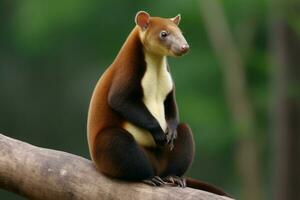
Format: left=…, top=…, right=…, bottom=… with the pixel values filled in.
left=160, top=30, right=168, bottom=39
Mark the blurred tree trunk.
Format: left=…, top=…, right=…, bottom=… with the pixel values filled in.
left=269, top=0, right=300, bottom=199
left=198, top=1, right=263, bottom=200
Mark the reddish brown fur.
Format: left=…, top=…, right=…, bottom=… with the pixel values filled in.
left=142, top=17, right=185, bottom=56
left=87, top=27, right=144, bottom=157
left=88, top=26, right=173, bottom=175
left=87, top=12, right=230, bottom=197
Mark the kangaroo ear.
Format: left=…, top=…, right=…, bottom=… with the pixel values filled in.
left=171, top=14, right=181, bottom=26
left=135, top=11, right=150, bottom=30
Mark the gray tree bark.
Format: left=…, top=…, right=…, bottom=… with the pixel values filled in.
left=0, top=134, right=233, bottom=200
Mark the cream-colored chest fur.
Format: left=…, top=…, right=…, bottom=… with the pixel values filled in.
left=124, top=54, right=173, bottom=147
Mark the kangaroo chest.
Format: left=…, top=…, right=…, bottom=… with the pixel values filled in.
left=123, top=55, right=173, bottom=147
left=141, top=56, right=173, bottom=131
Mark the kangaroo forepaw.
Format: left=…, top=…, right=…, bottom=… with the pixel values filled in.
left=163, top=176, right=186, bottom=187
left=143, top=176, right=166, bottom=186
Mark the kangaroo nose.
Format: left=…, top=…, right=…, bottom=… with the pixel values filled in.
left=180, top=44, right=189, bottom=53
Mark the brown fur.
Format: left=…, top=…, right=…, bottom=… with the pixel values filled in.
left=87, top=11, right=230, bottom=197
left=87, top=28, right=144, bottom=154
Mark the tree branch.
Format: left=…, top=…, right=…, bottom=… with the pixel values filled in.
left=0, top=134, right=233, bottom=200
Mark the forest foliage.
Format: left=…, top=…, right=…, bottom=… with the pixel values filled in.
left=0, top=0, right=299, bottom=199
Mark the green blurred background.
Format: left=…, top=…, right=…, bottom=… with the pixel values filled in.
left=0, top=0, right=299, bottom=200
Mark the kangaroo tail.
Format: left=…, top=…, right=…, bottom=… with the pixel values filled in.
left=186, top=177, right=231, bottom=197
